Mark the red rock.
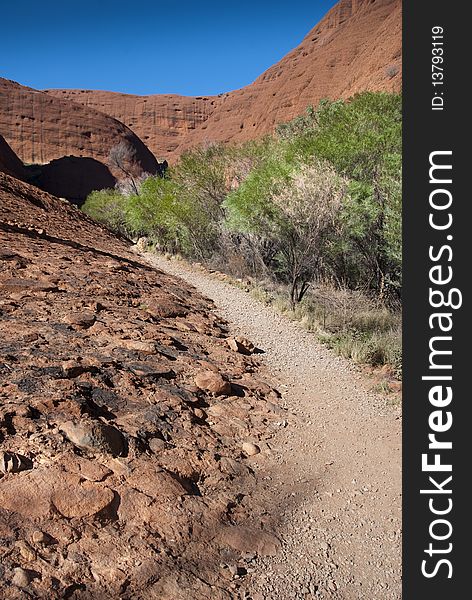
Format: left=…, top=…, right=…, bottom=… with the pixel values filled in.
left=226, top=336, right=256, bottom=355
left=31, top=530, right=53, bottom=545
left=51, top=478, right=115, bottom=519
left=206, top=404, right=227, bottom=417
left=16, top=540, right=37, bottom=562
left=12, top=567, right=36, bottom=588
left=44, top=88, right=221, bottom=162
left=176, top=0, right=402, bottom=156
left=0, top=278, right=58, bottom=294
left=174, top=319, right=198, bottom=332
left=60, top=420, right=126, bottom=456
left=0, top=471, right=53, bottom=518
left=218, top=456, right=248, bottom=477
left=241, top=442, right=260, bottom=457
left=144, top=299, right=188, bottom=318
left=219, top=526, right=281, bottom=557
left=195, top=371, right=232, bottom=396
left=117, top=487, right=153, bottom=524
left=61, top=359, right=88, bottom=378
left=127, top=467, right=187, bottom=499
left=47, top=0, right=401, bottom=162
left=63, top=311, right=96, bottom=328
left=148, top=438, right=167, bottom=453
left=0, top=171, right=278, bottom=598
left=0, top=77, right=162, bottom=202
left=66, top=456, right=113, bottom=482
left=193, top=408, right=206, bottom=419
left=119, top=339, right=157, bottom=354
left=128, top=362, right=175, bottom=379
left=0, top=78, right=158, bottom=171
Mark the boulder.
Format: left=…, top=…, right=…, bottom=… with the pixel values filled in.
left=63, top=310, right=96, bottom=328
left=12, top=567, right=37, bottom=588
left=51, top=479, right=115, bottom=519
left=219, top=526, right=281, bottom=557
left=60, top=420, right=126, bottom=456
left=195, top=371, right=232, bottom=396
left=226, top=336, right=256, bottom=355
left=242, top=442, right=260, bottom=457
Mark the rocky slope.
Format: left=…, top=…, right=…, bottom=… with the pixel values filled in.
left=0, top=173, right=283, bottom=599
left=47, top=0, right=401, bottom=161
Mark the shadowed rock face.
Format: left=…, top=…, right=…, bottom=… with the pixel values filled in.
left=0, top=137, right=118, bottom=204
left=0, top=172, right=283, bottom=598
left=30, top=156, right=116, bottom=206
left=0, top=134, right=26, bottom=180
left=0, top=78, right=160, bottom=175
left=46, top=0, right=401, bottom=161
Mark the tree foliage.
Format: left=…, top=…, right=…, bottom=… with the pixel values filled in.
left=108, top=141, right=142, bottom=195
left=272, top=161, right=347, bottom=304
left=83, top=92, right=402, bottom=303
left=82, top=188, right=129, bottom=235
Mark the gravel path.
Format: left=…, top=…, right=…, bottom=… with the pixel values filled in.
left=142, top=253, right=402, bottom=600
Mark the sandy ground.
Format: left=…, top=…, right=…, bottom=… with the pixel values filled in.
left=142, top=252, right=402, bottom=600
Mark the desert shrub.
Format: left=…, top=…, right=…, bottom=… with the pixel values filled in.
left=209, top=230, right=272, bottom=279
left=276, top=105, right=317, bottom=139
left=124, top=175, right=185, bottom=251
left=170, top=144, right=234, bottom=258
left=226, top=93, right=402, bottom=302
left=222, top=142, right=295, bottom=277
left=271, top=161, right=347, bottom=304
left=226, top=159, right=347, bottom=304
left=173, top=143, right=229, bottom=213
left=82, top=188, right=129, bottom=235
left=324, top=326, right=401, bottom=373
left=84, top=94, right=401, bottom=298
left=223, top=141, right=291, bottom=234
left=295, top=93, right=402, bottom=300
left=82, top=92, right=402, bottom=372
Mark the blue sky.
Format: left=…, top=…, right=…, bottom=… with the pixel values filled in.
left=1, top=0, right=337, bottom=96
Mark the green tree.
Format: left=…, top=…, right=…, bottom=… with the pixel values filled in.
left=124, top=175, right=183, bottom=250
left=297, top=93, right=402, bottom=299
left=170, top=144, right=232, bottom=257
left=226, top=159, right=346, bottom=304
left=82, top=188, right=129, bottom=235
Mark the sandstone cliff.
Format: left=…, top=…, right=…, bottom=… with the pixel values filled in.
left=46, top=0, right=401, bottom=161
left=175, top=0, right=402, bottom=154
left=0, top=78, right=159, bottom=173
left=44, top=89, right=222, bottom=161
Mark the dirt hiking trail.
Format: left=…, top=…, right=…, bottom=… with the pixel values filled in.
left=142, top=252, right=402, bottom=600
